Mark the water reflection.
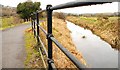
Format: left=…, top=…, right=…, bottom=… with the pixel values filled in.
left=66, top=21, right=118, bottom=68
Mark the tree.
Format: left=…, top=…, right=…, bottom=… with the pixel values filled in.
left=17, top=1, right=41, bottom=21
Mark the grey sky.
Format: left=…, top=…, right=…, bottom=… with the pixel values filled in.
left=0, top=0, right=119, bottom=14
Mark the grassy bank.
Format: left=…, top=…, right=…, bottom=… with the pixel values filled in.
left=66, top=16, right=120, bottom=50
left=1, top=16, right=29, bottom=30
left=24, top=28, right=44, bottom=68
left=39, top=17, right=87, bottom=68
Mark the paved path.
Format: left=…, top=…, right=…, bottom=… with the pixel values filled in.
left=2, top=24, right=30, bottom=68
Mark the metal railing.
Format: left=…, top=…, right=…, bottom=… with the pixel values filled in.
left=30, top=1, right=113, bottom=70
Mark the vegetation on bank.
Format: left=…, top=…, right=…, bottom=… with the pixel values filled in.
left=39, top=16, right=87, bottom=68
left=66, top=15, right=120, bottom=50
left=24, top=28, right=44, bottom=68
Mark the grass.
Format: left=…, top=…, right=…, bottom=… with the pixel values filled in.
left=66, top=15, right=120, bottom=50
left=24, top=28, right=44, bottom=68
left=1, top=16, right=14, bottom=30
left=80, top=17, right=97, bottom=23
left=1, top=16, right=30, bottom=30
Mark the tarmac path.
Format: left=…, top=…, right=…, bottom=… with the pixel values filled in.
left=2, top=24, right=30, bottom=68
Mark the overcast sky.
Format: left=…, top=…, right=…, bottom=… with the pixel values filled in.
left=0, top=0, right=119, bottom=14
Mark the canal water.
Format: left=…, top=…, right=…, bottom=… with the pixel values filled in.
left=66, top=21, right=118, bottom=68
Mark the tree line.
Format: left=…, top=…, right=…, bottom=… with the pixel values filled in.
left=17, top=1, right=41, bottom=21
left=0, top=4, right=16, bottom=17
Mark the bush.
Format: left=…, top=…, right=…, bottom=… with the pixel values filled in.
left=53, top=12, right=65, bottom=20
left=13, top=16, right=23, bottom=24
left=39, top=11, right=46, bottom=18
left=1, top=6, right=16, bottom=17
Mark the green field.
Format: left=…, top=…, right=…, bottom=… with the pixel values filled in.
left=1, top=17, right=14, bottom=30
left=1, top=16, right=29, bottom=30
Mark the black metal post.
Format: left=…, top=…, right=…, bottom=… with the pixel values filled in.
left=36, top=12, right=40, bottom=44
left=30, top=15, right=33, bottom=31
left=31, top=19, right=33, bottom=31
left=33, top=19, right=36, bottom=37
left=46, top=5, right=53, bottom=70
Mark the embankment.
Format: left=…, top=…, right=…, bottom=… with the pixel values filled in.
left=66, top=16, right=120, bottom=50
left=40, top=17, right=87, bottom=68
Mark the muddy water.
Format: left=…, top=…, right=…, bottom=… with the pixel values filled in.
left=66, top=21, right=118, bottom=68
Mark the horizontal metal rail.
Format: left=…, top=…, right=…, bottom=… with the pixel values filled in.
left=38, top=48, right=47, bottom=68
left=50, top=1, right=111, bottom=10
left=50, top=63, right=57, bottom=70
left=50, top=37, right=86, bottom=69
left=38, top=36, right=48, bottom=57
left=37, top=9, right=46, bottom=13
left=38, top=25, right=47, bottom=35
left=31, top=1, right=114, bottom=15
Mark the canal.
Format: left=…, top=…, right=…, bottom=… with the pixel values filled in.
left=66, top=21, right=118, bottom=68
